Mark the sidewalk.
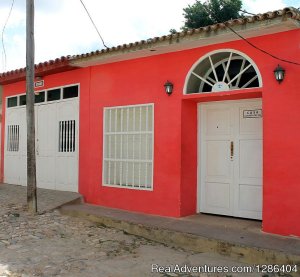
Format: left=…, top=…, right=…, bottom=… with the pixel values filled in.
left=60, top=203, right=300, bottom=267
left=0, top=183, right=82, bottom=213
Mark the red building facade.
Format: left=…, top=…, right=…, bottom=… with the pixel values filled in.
left=1, top=8, right=300, bottom=237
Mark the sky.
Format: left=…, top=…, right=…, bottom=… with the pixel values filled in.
left=0, top=0, right=299, bottom=73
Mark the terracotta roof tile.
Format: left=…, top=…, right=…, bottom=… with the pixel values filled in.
left=0, top=7, right=299, bottom=84
left=69, top=7, right=300, bottom=62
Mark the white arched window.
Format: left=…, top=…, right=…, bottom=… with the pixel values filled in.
left=184, top=50, right=262, bottom=94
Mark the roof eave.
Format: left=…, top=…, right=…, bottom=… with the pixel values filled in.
left=0, top=63, right=79, bottom=85
left=70, top=16, right=300, bottom=68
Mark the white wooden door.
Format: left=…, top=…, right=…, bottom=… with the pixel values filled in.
left=4, top=99, right=79, bottom=192
left=199, top=99, right=262, bottom=220
left=4, top=107, right=27, bottom=186
left=36, top=104, right=57, bottom=190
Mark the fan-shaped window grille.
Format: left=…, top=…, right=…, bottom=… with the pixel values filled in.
left=185, top=50, right=262, bottom=94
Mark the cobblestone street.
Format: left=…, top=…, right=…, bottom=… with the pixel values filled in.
left=0, top=185, right=295, bottom=277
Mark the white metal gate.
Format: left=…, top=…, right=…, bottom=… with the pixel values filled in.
left=4, top=97, right=79, bottom=192
left=198, top=99, right=262, bottom=220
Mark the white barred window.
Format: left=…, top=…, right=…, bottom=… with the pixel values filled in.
left=7, top=125, right=19, bottom=151
left=103, top=104, right=154, bottom=190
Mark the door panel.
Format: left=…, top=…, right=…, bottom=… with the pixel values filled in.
left=206, top=182, right=231, bottom=211
left=206, top=140, right=231, bottom=180
left=36, top=104, right=57, bottom=189
left=238, top=184, right=262, bottom=212
left=4, top=108, right=27, bottom=185
left=199, top=99, right=262, bottom=220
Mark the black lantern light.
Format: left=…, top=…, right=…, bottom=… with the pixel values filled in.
left=274, top=64, right=285, bottom=84
left=164, top=81, right=173, bottom=95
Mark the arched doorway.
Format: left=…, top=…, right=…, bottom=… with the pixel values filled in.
left=185, top=50, right=263, bottom=220
left=184, top=49, right=262, bottom=94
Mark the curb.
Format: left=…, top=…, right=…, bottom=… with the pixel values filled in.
left=60, top=206, right=300, bottom=271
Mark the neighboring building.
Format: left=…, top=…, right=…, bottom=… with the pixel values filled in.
left=0, top=8, right=299, bottom=237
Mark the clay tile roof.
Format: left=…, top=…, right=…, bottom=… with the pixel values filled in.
left=0, top=55, right=75, bottom=85
left=69, top=7, right=299, bottom=61
left=0, top=7, right=299, bottom=84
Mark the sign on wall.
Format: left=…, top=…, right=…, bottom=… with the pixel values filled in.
left=243, top=109, right=262, bottom=118
left=34, top=80, right=44, bottom=88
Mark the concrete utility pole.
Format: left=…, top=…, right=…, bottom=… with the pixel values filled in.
left=26, top=0, right=37, bottom=213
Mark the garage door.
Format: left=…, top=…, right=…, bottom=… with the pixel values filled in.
left=198, top=99, right=262, bottom=220
left=4, top=85, right=79, bottom=192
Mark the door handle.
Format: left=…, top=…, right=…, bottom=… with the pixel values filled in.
left=230, top=141, right=234, bottom=160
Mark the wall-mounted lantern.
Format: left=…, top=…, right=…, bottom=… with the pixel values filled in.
left=274, top=64, right=285, bottom=84
left=164, top=81, right=173, bottom=95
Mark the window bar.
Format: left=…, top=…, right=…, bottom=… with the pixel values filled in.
left=65, top=121, right=68, bottom=152
left=138, top=106, right=142, bottom=187
left=16, top=126, right=19, bottom=151
left=60, top=121, right=63, bottom=152
left=68, top=121, right=71, bottom=152
left=13, top=125, right=16, bottom=151
left=70, top=121, right=73, bottom=152
left=66, top=121, right=69, bottom=152
left=241, top=75, right=258, bottom=89
left=70, top=120, right=73, bottom=152
left=126, top=108, right=129, bottom=186
left=61, top=122, right=64, bottom=152
left=207, top=75, right=217, bottom=85
left=18, top=125, right=20, bottom=151
left=114, top=109, right=117, bottom=185
left=73, top=121, right=76, bottom=152
left=108, top=109, right=112, bottom=185
left=145, top=107, right=149, bottom=186
left=227, top=63, right=252, bottom=86
left=9, top=126, right=12, bottom=151
left=9, top=126, right=11, bottom=151
left=222, top=63, right=231, bottom=83
left=235, top=58, right=246, bottom=88
left=11, top=126, right=14, bottom=151
left=7, top=126, right=12, bottom=151
left=59, top=122, right=61, bottom=152
left=192, top=71, right=213, bottom=87
left=120, top=109, right=123, bottom=186
left=208, top=55, right=218, bottom=82
left=132, top=107, right=136, bottom=186
left=222, top=52, right=233, bottom=82
left=7, top=126, right=9, bottom=151
left=66, top=120, right=70, bottom=152
left=63, top=121, right=66, bottom=152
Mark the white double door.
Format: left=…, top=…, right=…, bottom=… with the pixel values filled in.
left=4, top=99, right=79, bottom=192
left=199, top=99, right=262, bottom=220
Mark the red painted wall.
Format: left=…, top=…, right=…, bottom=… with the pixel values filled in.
left=2, top=29, right=300, bottom=237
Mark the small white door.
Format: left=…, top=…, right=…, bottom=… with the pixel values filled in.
left=199, top=99, right=262, bottom=220
left=4, top=107, right=27, bottom=185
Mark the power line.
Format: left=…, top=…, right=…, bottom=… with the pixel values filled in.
left=1, top=0, right=15, bottom=71
left=211, top=1, right=300, bottom=66
left=224, top=23, right=300, bottom=66
left=79, top=0, right=108, bottom=49
left=206, top=1, right=300, bottom=66
left=239, top=9, right=256, bottom=16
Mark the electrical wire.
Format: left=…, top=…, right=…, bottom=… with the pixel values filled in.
left=207, top=1, right=300, bottom=66
left=238, top=9, right=256, bottom=16
left=217, top=0, right=300, bottom=66
left=79, top=0, right=108, bottom=49
left=1, top=0, right=15, bottom=71
left=224, top=23, right=300, bottom=66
